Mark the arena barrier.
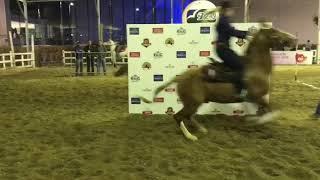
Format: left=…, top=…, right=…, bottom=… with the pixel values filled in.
left=62, top=51, right=128, bottom=66
left=0, top=34, right=35, bottom=70
left=272, top=50, right=316, bottom=65
left=127, top=23, right=273, bottom=116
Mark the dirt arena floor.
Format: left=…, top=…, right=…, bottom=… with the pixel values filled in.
left=0, top=66, right=320, bottom=180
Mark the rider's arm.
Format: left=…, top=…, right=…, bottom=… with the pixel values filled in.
left=221, top=17, right=247, bottom=39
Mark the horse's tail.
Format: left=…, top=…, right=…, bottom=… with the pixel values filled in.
left=139, top=76, right=179, bottom=104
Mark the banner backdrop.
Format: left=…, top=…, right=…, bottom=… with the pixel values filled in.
left=271, top=51, right=314, bottom=65
left=127, top=23, right=269, bottom=115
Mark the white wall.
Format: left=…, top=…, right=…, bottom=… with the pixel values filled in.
left=210, top=0, right=318, bottom=44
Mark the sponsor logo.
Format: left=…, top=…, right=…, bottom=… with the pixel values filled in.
left=165, top=38, right=175, bottom=46
left=189, top=40, right=199, bottom=45
left=200, top=51, right=210, bottom=57
left=177, top=51, right=187, bottom=58
left=130, top=52, right=140, bottom=57
left=142, top=111, right=153, bottom=115
left=233, top=110, right=245, bottom=115
left=142, top=62, right=152, bottom=70
left=131, top=75, right=140, bottom=82
left=154, top=51, right=163, bottom=58
left=200, top=27, right=211, bottom=34
left=153, top=28, right=164, bottom=34
left=131, top=97, right=141, bottom=104
left=296, top=53, right=307, bottom=63
left=142, top=88, right=152, bottom=92
left=177, top=27, right=186, bottom=35
left=166, top=107, right=175, bottom=115
left=141, top=38, right=151, bottom=48
left=236, top=39, right=246, bottom=47
left=129, top=28, right=139, bottom=35
left=165, top=64, right=175, bottom=69
left=187, top=9, right=217, bottom=23
left=154, top=97, right=164, bottom=103
left=248, top=26, right=258, bottom=35
left=154, top=75, right=164, bottom=82
left=188, top=65, right=199, bottom=69
left=165, top=87, right=176, bottom=92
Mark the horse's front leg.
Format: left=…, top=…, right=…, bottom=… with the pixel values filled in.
left=255, top=94, right=280, bottom=124
left=246, top=93, right=279, bottom=124
left=190, top=116, right=208, bottom=134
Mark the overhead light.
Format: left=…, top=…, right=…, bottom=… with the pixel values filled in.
left=135, top=8, right=140, bottom=12
left=70, top=2, right=74, bottom=6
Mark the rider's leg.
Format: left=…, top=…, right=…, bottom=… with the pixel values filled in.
left=216, top=46, right=246, bottom=95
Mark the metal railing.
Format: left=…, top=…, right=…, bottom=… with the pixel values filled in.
left=62, top=50, right=128, bottom=66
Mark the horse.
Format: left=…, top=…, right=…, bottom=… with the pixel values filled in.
left=139, top=25, right=297, bottom=141
left=113, top=44, right=128, bottom=77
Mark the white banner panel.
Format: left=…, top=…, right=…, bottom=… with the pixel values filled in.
left=271, top=51, right=314, bottom=65
left=127, top=23, right=269, bottom=116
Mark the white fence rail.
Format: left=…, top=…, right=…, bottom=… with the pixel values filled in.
left=0, top=51, right=35, bottom=69
left=62, top=50, right=128, bottom=66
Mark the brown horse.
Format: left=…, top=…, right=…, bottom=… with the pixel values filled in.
left=140, top=26, right=297, bottom=141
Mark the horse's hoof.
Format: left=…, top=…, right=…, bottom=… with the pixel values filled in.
left=256, top=111, right=280, bottom=124
left=187, top=135, right=198, bottom=141
left=246, top=116, right=259, bottom=122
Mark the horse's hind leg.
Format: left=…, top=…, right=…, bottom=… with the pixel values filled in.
left=174, top=104, right=202, bottom=141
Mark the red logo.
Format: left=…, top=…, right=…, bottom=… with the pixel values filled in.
left=233, top=110, right=244, bottom=115
left=200, top=51, right=210, bottom=57
left=165, top=88, right=176, bottom=92
left=142, top=111, right=153, bottom=115
left=153, top=28, right=164, bottom=34
left=188, top=65, right=199, bottom=69
left=154, top=97, right=164, bottom=103
left=296, top=53, right=307, bottom=63
left=130, top=52, right=140, bottom=57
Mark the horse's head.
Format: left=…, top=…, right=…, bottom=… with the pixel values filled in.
left=252, top=24, right=297, bottom=50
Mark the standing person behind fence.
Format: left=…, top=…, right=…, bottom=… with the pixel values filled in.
left=74, top=41, right=84, bottom=76
left=97, top=40, right=107, bottom=75
left=84, top=40, right=95, bottom=75
left=306, top=40, right=312, bottom=51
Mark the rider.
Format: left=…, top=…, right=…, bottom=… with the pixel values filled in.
left=211, top=1, right=249, bottom=98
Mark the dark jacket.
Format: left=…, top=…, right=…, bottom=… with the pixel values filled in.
left=217, top=15, right=247, bottom=47
left=83, top=44, right=95, bottom=58
left=97, top=45, right=107, bottom=59
left=75, top=45, right=83, bottom=60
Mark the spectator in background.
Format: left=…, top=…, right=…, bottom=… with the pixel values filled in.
left=306, top=40, right=312, bottom=51
left=74, top=42, right=84, bottom=76
left=97, top=40, right=107, bottom=75
left=84, top=40, right=95, bottom=75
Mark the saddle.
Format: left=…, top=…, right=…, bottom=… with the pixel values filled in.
left=202, top=58, right=242, bottom=84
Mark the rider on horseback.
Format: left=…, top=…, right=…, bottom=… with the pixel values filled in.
left=209, top=1, right=249, bottom=98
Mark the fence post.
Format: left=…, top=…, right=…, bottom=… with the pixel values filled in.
left=62, top=50, right=65, bottom=66
left=31, top=35, right=35, bottom=68
left=10, top=51, right=14, bottom=68
left=2, top=54, right=6, bottom=69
